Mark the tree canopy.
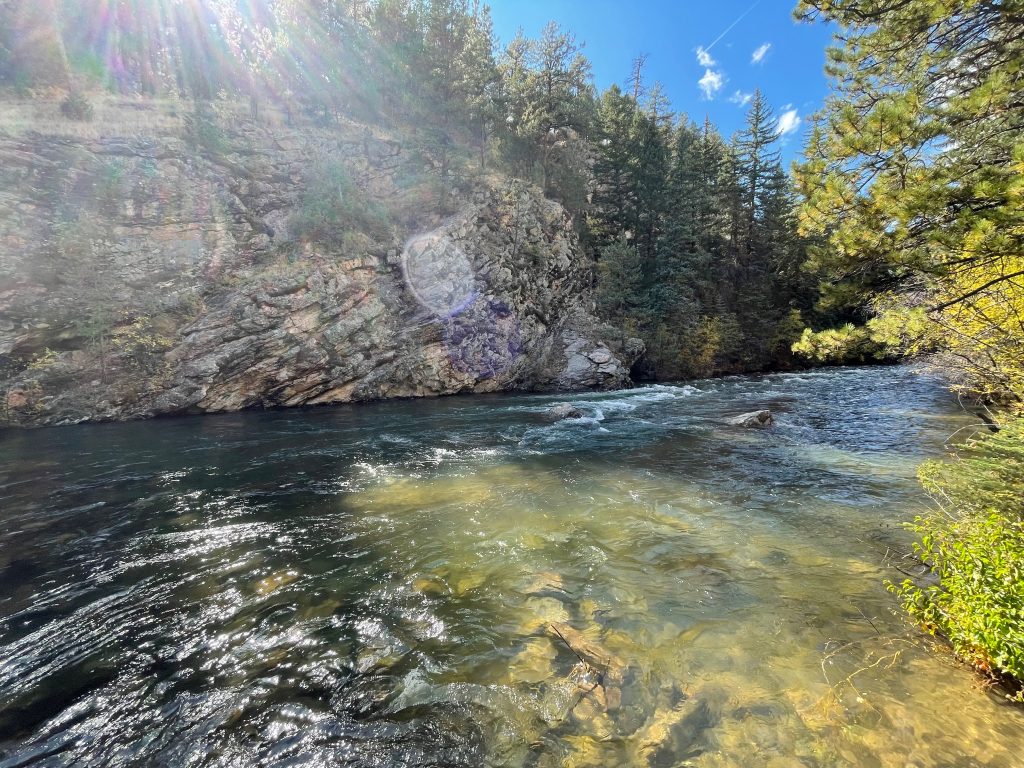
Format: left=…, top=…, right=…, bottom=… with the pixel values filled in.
left=795, top=0, right=1024, bottom=402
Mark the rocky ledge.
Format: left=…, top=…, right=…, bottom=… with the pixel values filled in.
left=0, top=124, right=642, bottom=427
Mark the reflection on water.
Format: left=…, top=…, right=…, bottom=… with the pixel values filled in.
left=0, top=366, right=1020, bottom=766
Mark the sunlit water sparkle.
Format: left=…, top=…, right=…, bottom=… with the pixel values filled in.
left=0, top=366, right=1021, bottom=766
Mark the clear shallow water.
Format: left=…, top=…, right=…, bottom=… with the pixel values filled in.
left=0, top=366, right=1021, bottom=767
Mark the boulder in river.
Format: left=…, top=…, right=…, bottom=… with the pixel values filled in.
left=725, top=409, right=773, bottom=428
left=542, top=403, right=585, bottom=422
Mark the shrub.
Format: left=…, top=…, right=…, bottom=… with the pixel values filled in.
left=60, top=90, right=94, bottom=121
left=791, top=323, right=884, bottom=364
left=891, top=418, right=1024, bottom=695
left=183, top=104, right=227, bottom=155
left=290, top=161, right=390, bottom=245
left=26, top=348, right=60, bottom=371
left=111, top=314, right=173, bottom=374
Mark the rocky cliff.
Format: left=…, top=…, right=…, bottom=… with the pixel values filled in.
left=0, top=100, right=642, bottom=427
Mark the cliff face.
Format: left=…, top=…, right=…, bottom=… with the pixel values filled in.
left=0, top=105, right=642, bottom=426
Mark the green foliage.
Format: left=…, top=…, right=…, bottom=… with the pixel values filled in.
left=596, top=236, right=643, bottom=323
left=791, top=324, right=883, bottom=364
left=795, top=0, right=1024, bottom=402
left=183, top=103, right=227, bottom=155
left=891, top=419, right=1024, bottom=692
left=645, top=315, right=746, bottom=380
left=110, top=314, right=173, bottom=374
left=588, top=83, right=813, bottom=378
left=494, top=23, right=595, bottom=202
left=770, top=308, right=807, bottom=360
left=291, top=162, right=390, bottom=246
left=26, top=348, right=60, bottom=372
left=59, top=90, right=94, bottom=121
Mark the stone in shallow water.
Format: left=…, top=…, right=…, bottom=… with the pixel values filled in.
left=507, top=637, right=558, bottom=684
left=254, top=569, right=299, bottom=595
left=299, top=598, right=341, bottom=620
left=519, top=597, right=571, bottom=633
left=412, top=576, right=448, bottom=597
left=453, top=571, right=486, bottom=595
left=725, top=409, right=774, bottom=428
left=523, top=570, right=566, bottom=596
left=542, top=403, right=586, bottom=422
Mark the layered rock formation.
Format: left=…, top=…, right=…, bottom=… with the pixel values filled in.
left=0, top=105, right=642, bottom=426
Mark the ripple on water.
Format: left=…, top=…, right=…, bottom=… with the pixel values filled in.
left=0, top=366, right=1020, bottom=766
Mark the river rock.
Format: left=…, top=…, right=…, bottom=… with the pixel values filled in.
left=254, top=569, right=299, bottom=595
left=542, top=403, right=585, bottom=422
left=725, top=409, right=774, bottom=428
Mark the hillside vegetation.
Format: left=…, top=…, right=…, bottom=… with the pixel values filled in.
left=0, top=0, right=822, bottom=380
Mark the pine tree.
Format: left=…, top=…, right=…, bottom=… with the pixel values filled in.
left=631, top=111, right=671, bottom=294
left=734, top=90, right=781, bottom=242
left=596, top=236, right=643, bottom=325
left=525, top=22, right=593, bottom=196
left=795, top=0, right=1024, bottom=397
left=456, top=3, right=499, bottom=168
left=656, top=121, right=705, bottom=316
left=590, top=85, right=640, bottom=250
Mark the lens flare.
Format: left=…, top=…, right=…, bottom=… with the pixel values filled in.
left=401, top=231, right=477, bottom=318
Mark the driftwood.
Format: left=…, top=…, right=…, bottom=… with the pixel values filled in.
left=547, top=622, right=624, bottom=717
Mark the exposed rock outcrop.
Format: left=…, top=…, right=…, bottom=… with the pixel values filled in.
left=0, top=111, right=643, bottom=426
left=725, top=410, right=774, bottom=428
left=541, top=403, right=585, bottom=422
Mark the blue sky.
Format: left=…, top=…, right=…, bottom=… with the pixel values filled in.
left=487, top=0, right=837, bottom=164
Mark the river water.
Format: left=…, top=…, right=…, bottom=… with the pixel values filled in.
left=0, top=366, right=1021, bottom=767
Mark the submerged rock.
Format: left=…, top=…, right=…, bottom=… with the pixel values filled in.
left=725, top=409, right=774, bottom=428
left=254, top=569, right=299, bottom=595
left=523, top=570, right=566, bottom=596
left=507, top=637, right=558, bottom=684
left=542, top=403, right=585, bottom=422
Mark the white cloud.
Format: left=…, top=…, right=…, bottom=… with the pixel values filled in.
left=751, top=42, right=771, bottom=64
left=698, top=69, right=725, bottom=100
left=777, top=106, right=801, bottom=136
left=696, top=46, right=716, bottom=67
left=730, top=90, right=753, bottom=107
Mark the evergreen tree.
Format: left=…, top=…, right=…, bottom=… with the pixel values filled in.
left=527, top=21, right=594, bottom=197
left=590, top=85, right=640, bottom=250
left=631, top=111, right=671, bottom=294
left=734, top=90, right=781, bottom=243
left=795, top=0, right=1024, bottom=398
left=596, top=236, right=643, bottom=326
left=456, top=3, right=499, bottom=168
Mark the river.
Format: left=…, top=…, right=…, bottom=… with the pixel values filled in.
left=0, top=365, right=1021, bottom=766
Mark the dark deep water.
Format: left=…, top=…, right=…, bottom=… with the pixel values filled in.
left=1, top=366, right=1022, bottom=767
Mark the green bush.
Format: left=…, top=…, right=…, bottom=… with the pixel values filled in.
left=290, top=161, right=390, bottom=245
left=60, top=90, right=94, bottom=121
left=891, top=418, right=1024, bottom=694
left=26, top=348, right=60, bottom=371
left=183, top=104, right=227, bottom=155
left=111, top=314, right=173, bottom=374
left=791, top=323, right=884, bottom=364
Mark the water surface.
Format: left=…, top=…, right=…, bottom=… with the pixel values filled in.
left=1, top=366, right=1021, bottom=766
